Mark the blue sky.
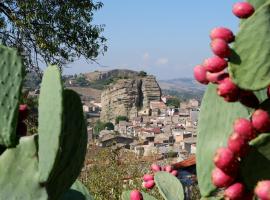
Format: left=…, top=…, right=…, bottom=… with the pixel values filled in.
left=64, top=0, right=241, bottom=80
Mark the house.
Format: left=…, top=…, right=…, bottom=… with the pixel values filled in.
left=150, top=101, right=167, bottom=116
left=100, top=135, right=134, bottom=148
left=183, top=137, right=197, bottom=154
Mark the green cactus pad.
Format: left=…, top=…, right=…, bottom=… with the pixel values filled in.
left=0, top=135, right=48, bottom=199
left=0, top=45, right=24, bottom=147
left=38, top=65, right=63, bottom=183
left=197, top=84, right=249, bottom=197
left=154, top=172, right=184, bottom=200
left=46, top=89, right=87, bottom=199
left=121, top=190, right=157, bottom=200
left=247, top=0, right=268, bottom=9
left=229, top=3, right=270, bottom=90
left=61, top=180, right=93, bottom=200
left=240, top=133, right=270, bottom=190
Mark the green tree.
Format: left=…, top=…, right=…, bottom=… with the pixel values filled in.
left=138, top=71, right=147, bottom=77
left=0, top=1, right=107, bottom=72
left=166, top=97, right=181, bottom=108
left=104, top=122, right=114, bottom=130
left=115, top=116, right=128, bottom=124
left=93, top=120, right=105, bottom=135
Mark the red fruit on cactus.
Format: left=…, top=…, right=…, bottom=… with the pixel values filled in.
left=211, top=39, right=231, bottom=58
left=193, top=65, right=209, bottom=85
left=228, top=132, right=249, bottom=157
left=239, top=90, right=259, bottom=109
left=151, top=163, right=161, bottom=172
left=224, top=182, right=245, bottom=200
left=233, top=2, right=255, bottom=19
left=252, top=109, right=270, bottom=133
left=130, top=190, right=143, bottom=200
left=217, top=77, right=239, bottom=101
left=142, top=180, right=155, bottom=189
left=203, top=56, right=228, bottom=73
left=164, top=165, right=172, bottom=173
left=206, top=71, right=225, bottom=84
left=143, top=174, right=154, bottom=182
left=213, top=147, right=238, bottom=173
left=210, top=27, right=235, bottom=43
left=171, top=170, right=178, bottom=176
left=19, top=104, right=28, bottom=121
left=255, top=180, right=270, bottom=200
left=233, top=118, right=256, bottom=140
left=211, top=167, right=235, bottom=188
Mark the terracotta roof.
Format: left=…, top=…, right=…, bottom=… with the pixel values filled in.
left=172, top=155, right=196, bottom=169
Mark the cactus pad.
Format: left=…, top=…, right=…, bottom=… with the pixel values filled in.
left=154, top=172, right=184, bottom=200
left=61, top=180, right=93, bottom=200
left=197, top=84, right=249, bottom=197
left=0, top=45, right=24, bottom=147
left=229, top=2, right=270, bottom=90
left=0, top=135, right=48, bottom=199
left=46, top=89, right=87, bottom=199
left=38, top=65, right=63, bottom=183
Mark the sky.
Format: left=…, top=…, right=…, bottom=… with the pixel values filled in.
left=64, top=0, right=241, bottom=80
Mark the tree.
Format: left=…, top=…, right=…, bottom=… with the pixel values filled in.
left=0, top=1, right=107, bottom=72
left=138, top=71, right=147, bottom=77
left=93, top=120, right=105, bottom=135
left=166, top=97, right=181, bottom=108
left=104, top=122, right=114, bottom=130
left=115, top=116, right=128, bottom=124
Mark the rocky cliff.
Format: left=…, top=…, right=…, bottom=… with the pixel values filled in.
left=100, top=75, right=161, bottom=122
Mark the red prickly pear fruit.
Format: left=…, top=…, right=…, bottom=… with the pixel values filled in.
left=206, top=71, right=225, bottom=84
left=171, top=170, right=178, bottom=176
left=142, top=180, right=155, bottom=189
left=19, top=104, right=28, bottom=121
left=255, top=180, right=270, bottom=200
left=164, top=165, right=172, bottom=173
left=227, top=132, right=249, bottom=157
left=210, top=27, right=235, bottom=43
left=217, top=77, right=239, bottom=102
left=211, top=167, right=235, bottom=188
left=233, top=118, right=256, bottom=140
left=193, top=65, right=209, bottom=85
left=213, top=147, right=238, bottom=173
left=17, top=122, right=27, bottom=137
left=151, top=163, right=161, bottom=172
left=203, top=56, right=228, bottom=73
left=143, top=174, right=154, bottom=182
left=252, top=109, right=270, bottom=133
left=130, top=189, right=143, bottom=200
left=233, top=2, right=255, bottom=19
left=224, top=182, right=245, bottom=200
left=239, top=90, right=259, bottom=109
left=211, top=39, right=231, bottom=58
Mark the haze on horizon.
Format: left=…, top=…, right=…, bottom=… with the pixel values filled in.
left=64, top=0, right=240, bottom=80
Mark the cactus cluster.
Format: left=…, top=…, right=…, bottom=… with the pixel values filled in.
left=195, top=1, right=270, bottom=199
left=0, top=45, right=90, bottom=199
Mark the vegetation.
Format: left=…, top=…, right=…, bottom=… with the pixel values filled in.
left=115, top=116, right=129, bottom=124
left=163, top=89, right=204, bottom=101
left=93, top=120, right=115, bottom=136
left=80, top=147, right=164, bottom=200
left=166, top=97, right=181, bottom=108
left=0, top=1, right=107, bottom=71
left=138, top=71, right=147, bottom=77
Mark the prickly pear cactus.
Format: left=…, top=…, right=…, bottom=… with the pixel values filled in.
left=0, top=45, right=89, bottom=199
left=0, top=45, right=24, bottom=147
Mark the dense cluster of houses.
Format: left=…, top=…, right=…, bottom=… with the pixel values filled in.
left=83, top=96, right=200, bottom=163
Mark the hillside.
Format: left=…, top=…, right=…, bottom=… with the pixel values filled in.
left=158, top=78, right=206, bottom=100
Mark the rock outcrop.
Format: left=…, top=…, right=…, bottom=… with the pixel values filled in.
left=100, top=75, right=161, bottom=122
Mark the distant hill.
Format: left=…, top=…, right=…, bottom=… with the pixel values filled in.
left=158, top=78, right=206, bottom=100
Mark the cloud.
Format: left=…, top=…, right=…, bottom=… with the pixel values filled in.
left=142, top=52, right=150, bottom=61
left=156, top=57, right=169, bottom=65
